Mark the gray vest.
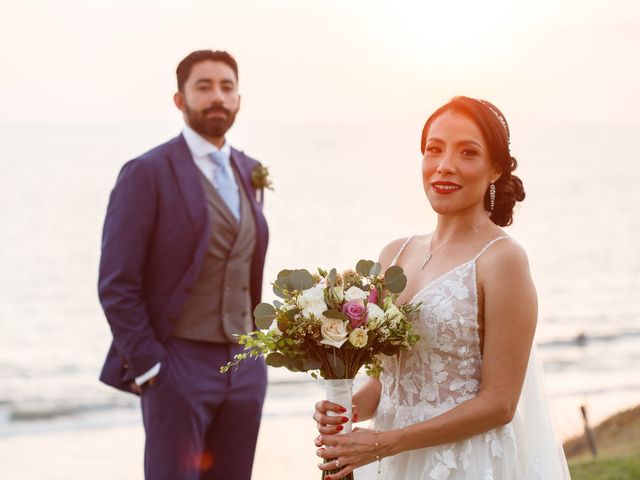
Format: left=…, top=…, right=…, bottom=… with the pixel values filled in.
left=172, top=168, right=257, bottom=343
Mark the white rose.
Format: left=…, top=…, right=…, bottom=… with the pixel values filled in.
left=349, top=327, right=368, bottom=348
left=344, top=286, right=368, bottom=305
left=320, top=318, right=349, bottom=348
left=383, top=304, right=403, bottom=325
left=297, top=285, right=328, bottom=318
left=268, top=319, right=282, bottom=336
left=366, top=303, right=385, bottom=330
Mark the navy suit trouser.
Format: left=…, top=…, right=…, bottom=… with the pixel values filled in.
left=141, top=337, right=267, bottom=480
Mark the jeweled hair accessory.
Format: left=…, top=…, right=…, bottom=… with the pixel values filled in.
left=478, top=99, right=509, bottom=139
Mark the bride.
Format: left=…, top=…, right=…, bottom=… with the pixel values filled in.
left=312, top=96, right=571, bottom=479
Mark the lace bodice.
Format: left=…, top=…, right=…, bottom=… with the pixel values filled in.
left=378, top=237, right=508, bottom=426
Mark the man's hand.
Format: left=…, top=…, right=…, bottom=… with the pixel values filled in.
left=130, top=376, right=157, bottom=394
left=130, top=381, right=143, bottom=394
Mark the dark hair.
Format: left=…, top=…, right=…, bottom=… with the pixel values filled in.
left=420, top=96, right=525, bottom=226
left=176, top=50, right=239, bottom=92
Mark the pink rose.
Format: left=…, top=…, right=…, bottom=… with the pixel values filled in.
left=368, top=287, right=378, bottom=305
left=342, top=301, right=367, bottom=329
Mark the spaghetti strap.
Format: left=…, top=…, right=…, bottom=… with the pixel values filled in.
left=390, top=236, right=415, bottom=267
left=473, top=235, right=510, bottom=261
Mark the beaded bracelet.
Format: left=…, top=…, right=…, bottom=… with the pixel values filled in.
left=373, top=430, right=381, bottom=473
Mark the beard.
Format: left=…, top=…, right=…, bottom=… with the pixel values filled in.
left=185, top=103, right=238, bottom=138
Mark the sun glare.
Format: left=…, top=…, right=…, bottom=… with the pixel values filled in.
left=355, top=0, right=518, bottom=63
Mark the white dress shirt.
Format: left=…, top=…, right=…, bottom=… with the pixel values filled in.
left=134, top=125, right=231, bottom=386
left=182, top=123, right=232, bottom=187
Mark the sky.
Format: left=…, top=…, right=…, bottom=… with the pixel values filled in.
left=0, top=0, right=638, bottom=131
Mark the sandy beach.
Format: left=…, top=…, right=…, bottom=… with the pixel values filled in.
left=0, top=414, right=320, bottom=480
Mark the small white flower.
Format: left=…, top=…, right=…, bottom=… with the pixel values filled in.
left=366, top=303, right=385, bottom=329
left=383, top=304, right=403, bottom=325
left=348, top=327, right=368, bottom=348
left=320, top=318, right=348, bottom=348
left=344, top=286, right=368, bottom=305
left=297, top=285, right=328, bottom=318
left=378, top=326, right=390, bottom=340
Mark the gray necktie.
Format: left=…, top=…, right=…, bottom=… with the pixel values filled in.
left=210, top=151, right=240, bottom=221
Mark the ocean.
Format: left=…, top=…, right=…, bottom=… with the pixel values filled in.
left=1, top=116, right=639, bottom=447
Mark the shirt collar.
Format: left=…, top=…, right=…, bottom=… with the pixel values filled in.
left=182, top=124, right=231, bottom=159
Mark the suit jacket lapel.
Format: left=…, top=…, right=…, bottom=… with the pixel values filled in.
left=230, top=147, right=268, bottom=241
left=169, top=134, right=208, bottom=233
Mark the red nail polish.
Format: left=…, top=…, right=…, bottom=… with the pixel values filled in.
left=341, top=416, right=349, bottom=423
left=339, top=407, right=347, bottom=412
left=336, top=425, right=343, bottom=431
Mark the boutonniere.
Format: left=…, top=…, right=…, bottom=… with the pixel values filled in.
left=251, top=164, right=274, bottom=203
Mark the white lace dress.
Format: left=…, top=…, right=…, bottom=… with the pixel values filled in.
left=355, top=237, right=570, bottom=480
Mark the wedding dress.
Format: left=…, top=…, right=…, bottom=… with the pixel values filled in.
left=356, top=236, right=571, bottom=480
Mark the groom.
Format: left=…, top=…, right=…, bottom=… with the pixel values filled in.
left=98, top=50, right=269, bottom=480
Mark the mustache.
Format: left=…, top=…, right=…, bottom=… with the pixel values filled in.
left=203, top=105, right=230, bottom=116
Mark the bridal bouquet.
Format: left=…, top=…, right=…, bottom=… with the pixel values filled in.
left=221, top=260, right=421, bottom=479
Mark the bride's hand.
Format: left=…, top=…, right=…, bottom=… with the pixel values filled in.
left=315, top=427, right=380, bottom=479
left=312, top=400, right=355, bottom=438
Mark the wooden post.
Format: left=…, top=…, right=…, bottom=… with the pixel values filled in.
left=580, top=404, right=598, bottom=458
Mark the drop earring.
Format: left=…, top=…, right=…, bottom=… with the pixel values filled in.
left=489, top=182, right=496, bottom=211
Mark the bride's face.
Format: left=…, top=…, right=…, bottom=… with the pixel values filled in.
left=422, top=110, right=499, bottom=216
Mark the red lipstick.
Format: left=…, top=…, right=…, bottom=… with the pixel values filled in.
left=432, top=181, right=461, bottom=195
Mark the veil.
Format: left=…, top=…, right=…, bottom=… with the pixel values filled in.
left=516, top=344, right=571, bottom=478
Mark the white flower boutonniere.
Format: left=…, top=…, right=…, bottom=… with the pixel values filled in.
left=251, top=164, right=273, bottom=203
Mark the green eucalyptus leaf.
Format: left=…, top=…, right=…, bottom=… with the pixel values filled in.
left=328, top=268, right=337, bottom=285
left=303, top=357, right=323, bottom=371
left=322, top=310, right=348, bottom=321
left=254, top=303, right=277, bottom=330
left=283, top=356, right=302, bottom=372
left=356, top=259, right=375, bottom=277
left=277, top=269, right=292, bottom=279
left=272, top=285, right=286, bottom=298
left=384, top=265, right=408, bottom=293
left=290, top=269, right=314, bottom=291
left=277, top=317, right=289, bottom=333
left=273, top=270, right=293, bottom=297
left=265, top=352, right=287, bottom=368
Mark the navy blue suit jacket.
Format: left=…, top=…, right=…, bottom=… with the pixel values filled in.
left=98, top=134, right=269, bottom=393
